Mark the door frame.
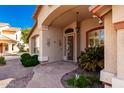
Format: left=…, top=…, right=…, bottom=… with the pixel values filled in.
left=64, top=32, right=76, bottom=62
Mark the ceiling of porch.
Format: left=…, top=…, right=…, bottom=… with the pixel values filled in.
left=48, top=5, right=93, bottom=28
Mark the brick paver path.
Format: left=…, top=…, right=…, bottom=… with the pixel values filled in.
left=27, top=62, right=77, bottom=88
left=0, top=56, right=77, bottom=88
left=0, top=56, right=33, bottom=88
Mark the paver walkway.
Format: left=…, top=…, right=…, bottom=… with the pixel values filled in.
left=0, top=56, right=77, bottom=88
left=27, top=62, right=77, bottom=88
left=0, top=56, right=33, bottom=88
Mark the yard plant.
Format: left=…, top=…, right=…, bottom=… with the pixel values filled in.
left=0, top=56, right=6, bottom=65
left=78, top=46, right=104, bottom=72
left=66, top=74, right=101, bottom=88
left=20, top=53, right=39, bottom=67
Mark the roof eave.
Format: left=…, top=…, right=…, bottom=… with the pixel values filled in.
left=32, top=5, right=42, bottom=19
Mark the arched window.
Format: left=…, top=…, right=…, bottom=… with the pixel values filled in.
left=65, top=28, right=73, bottom=34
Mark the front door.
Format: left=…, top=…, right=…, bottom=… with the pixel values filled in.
left=67, top=35, right=73, bottom=60
left=0, top=43, right=3, bottom=53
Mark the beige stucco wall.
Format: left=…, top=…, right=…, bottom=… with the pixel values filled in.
left=112, top=5, right=124, bottom=23
left=37, top=5, right=60, bottom=26
left=117, top=29, right=124, bottom=79
left=40, top=26, right=63, bottom=62
left=80, top=18, right=100, bottom=51
left=112, top=5, right=124, bottom=80
left=104, top=11, right=117, bottom=73
left=100, top=11, right=117, bottom=86
left=37, top=5, right=80, bottom=27
left=29, top=24, right=40, bottom=54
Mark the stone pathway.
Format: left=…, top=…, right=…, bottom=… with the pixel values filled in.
left=0, top=56, right=34, bottom=88
left=27, top=62, right=77, bottom=88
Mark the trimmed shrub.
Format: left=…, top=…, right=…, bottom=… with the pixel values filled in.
left=20, top=53, right=39, bottom=67
left=0, top=56, right=6, bottom=65
left=21, top=53, right=31, bottom=59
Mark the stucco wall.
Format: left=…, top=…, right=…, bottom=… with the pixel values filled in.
left=80, top=18, right=100, bottom=51
left=112, top=5, right=124, bottom=23
left=104, top=11, right=117, bottom=73
left=41, top=26, right=63, bottom=62
left=29, top=24, right=39, bottom=54
left=37, top=6, right=60, bottom=27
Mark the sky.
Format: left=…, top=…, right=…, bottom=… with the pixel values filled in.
left=0, top=5, right=36, bottom=29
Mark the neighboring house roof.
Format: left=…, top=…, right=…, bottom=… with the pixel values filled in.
left=4, top=27, right=21, bottom=32
left=0, top=23, right=10, bottom=27
left=0, top=34, right=17, bottom=42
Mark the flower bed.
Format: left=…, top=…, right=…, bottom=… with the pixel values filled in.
left=61, top=68, right=103, bottom=88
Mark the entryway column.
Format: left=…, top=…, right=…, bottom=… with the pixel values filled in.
left=38, top=25, right=49, bottom=62
left=112, top=6, right=124, bottom=88
left=100, top=11, right=117, bottom=88
left=8, top=43, right=12, bottom=53
left=74, top=30, right=77, bottom=62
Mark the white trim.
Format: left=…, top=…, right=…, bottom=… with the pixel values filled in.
left=63, top=31, right=77, bottom=62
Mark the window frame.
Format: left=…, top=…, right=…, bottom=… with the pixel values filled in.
left=86, top=25, right=104, bottom=48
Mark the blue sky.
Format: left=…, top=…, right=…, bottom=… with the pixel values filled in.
left=0, top=5, right=36, bottom=29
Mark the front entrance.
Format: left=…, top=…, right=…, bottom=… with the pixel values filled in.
left=0, top=43, right=3, bottom=53
left=67, top=35, right=73, bottom=60
left=64, top=31, right=75, bottom=61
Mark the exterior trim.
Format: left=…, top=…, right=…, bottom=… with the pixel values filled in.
left=114, top=21, right=124, bottom=30
left=32, top=5, right=42, bottom=19
left=102, top=82, right=112, bottom=87
left=27, top=21, right=37, bottom=40
left=90, top=5, right=105, bottom=13
left=86, top=25, right=104, bottom=48
left=100, top=10, right=112, bottom=19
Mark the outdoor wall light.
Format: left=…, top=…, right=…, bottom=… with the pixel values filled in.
left=76, top=12, right=80, bottom=33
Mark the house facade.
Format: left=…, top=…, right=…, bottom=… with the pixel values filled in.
left=0, top=23, right=22, bottom=55
left=28, top=5, right=124, bottom=88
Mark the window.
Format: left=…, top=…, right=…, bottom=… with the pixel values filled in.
left=87, top=29, right=104, bottom=47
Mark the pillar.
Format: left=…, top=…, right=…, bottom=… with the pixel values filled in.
left=38, top=25, right=49, bottom=62
left=8, top=43, right=12, bottom=53
left=112, top=6, right=124, bottom=88
left=100, top=11, right=117, bottom=87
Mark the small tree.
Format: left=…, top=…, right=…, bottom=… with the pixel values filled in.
left=21, top=28, right=31, bottom=44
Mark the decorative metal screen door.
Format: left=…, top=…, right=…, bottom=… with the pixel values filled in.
left=67, top=35, right=73, bottom=60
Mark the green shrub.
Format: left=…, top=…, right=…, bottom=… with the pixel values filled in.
left=0, top=56, right=6, bottom=65
left=66, top=75, right=92, bottom=88
left=21, top=53, right=31, bottom=59
left=78, top=46, right=104, bottom=72
left=20, top=53, right=39, bottom=67
left=66, top=74, right=101, bottom=88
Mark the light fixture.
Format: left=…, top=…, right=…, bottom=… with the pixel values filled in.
left=93, top=14, right=103, bottom=24
left=76, top=12, right=80, bottom=33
